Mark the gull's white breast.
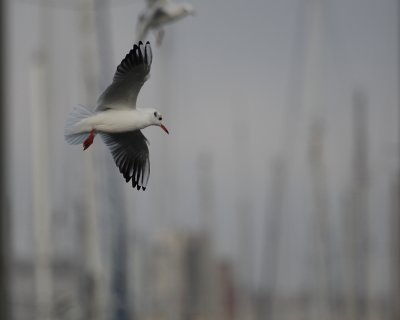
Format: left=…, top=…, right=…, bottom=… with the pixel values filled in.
left=83, top=109, right=146, bottom=133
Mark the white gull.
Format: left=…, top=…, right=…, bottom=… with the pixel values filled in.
left=65, top=41, right=169, bottom=191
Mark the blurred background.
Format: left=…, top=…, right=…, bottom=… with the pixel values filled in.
left=0, top=0, right=399, bottom=319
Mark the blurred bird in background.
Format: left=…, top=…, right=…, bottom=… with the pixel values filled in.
left=136, top=0, right=195, bottom=45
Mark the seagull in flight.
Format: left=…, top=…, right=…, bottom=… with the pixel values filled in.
left=136, top=0, right=195, bottom=45
left=65, top=41, right=169, bottom=190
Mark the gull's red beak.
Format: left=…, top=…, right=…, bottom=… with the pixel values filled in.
left=160, top=123, right=169, bottom=134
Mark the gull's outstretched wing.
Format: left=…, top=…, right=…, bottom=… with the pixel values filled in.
left=97, top=41, right=152, bottom=111
left=101, top=131, right=150, bottom=190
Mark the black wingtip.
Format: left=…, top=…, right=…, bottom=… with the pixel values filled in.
left=138, top=40, right=143, bottom=46
left=130, top=179, right=146, bottom=191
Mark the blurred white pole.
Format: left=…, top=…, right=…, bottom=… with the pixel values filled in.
left=30, top=54, right=53, bottom=320
left=79, top=0, right=106, bottom=319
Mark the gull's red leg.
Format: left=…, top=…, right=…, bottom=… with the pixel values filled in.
left=83, top=129, right=95, bottom=150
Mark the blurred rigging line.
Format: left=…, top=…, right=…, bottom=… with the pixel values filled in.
left=0, top=0, right=10, bottom=319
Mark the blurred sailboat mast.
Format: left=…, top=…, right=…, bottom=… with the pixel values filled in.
left=0, top=0, right=10, bottom=319
left=30, top=1, right=53, bottom=319
left=393, top=1, right=400, bottom=318
left=30, top=52, right=53, bottom=320
left=259, top=1, right=306, bottom=319
left=197, top=153, right=215, bottom=237
left=301, top=0, right=337, bottom=318
left=352, top=90, right=370, bottom=319
left=233, top=117, right=254, bottom=317
left=308, top=119, right=334, bottom=320
left=196, top=153, right=217, bottom=316
left=157, top=35, right=175, bottom=228
left=78, top=0, right=106, bottom=318
left=259, top=158, right=285, bottom=320
left=343, top=90, right=370, bottom=320
left=299, top=0, right=336, bottom=318
left=93, top=1, right=131, bottom=319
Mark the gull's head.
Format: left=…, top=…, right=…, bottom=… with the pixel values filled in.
left=151, top=110, right=169, bottom=134
left=180, top=3, right=195, bottom=16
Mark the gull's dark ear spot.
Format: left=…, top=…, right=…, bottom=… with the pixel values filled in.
left=154, top=111, right=157, bottom=117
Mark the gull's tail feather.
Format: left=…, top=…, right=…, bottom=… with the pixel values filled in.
left=64, top=104, right=94, bottom=145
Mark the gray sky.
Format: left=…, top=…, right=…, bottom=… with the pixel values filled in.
left=7, top=0, right=398, bottom=295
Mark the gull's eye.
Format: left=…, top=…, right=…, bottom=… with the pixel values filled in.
left=159, top=116, right=162, bottom=121
left=154, top=111, right=157, bottom=117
